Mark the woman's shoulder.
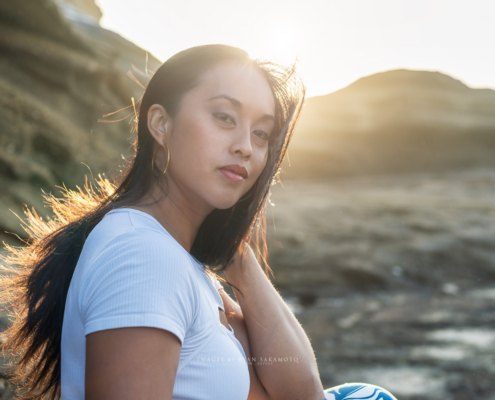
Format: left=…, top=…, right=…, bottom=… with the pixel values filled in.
left=77, top=216, right=198, bottom=293
left=85, top=208, right=190, bottom=262
left=77, top=229, right=200, bottom=341
left=89, top=225, right=193, bottom=271
left=77, top=216, right=201, bottom=321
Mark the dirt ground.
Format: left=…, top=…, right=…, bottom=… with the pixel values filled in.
left=270, top=167, right=495, bottom=399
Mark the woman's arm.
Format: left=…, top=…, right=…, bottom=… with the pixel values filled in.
left=221, top=244, right=325, bottom=400
left=218, top=288, right=273, bottom=400
left=86, top=327, right=180, bottom=399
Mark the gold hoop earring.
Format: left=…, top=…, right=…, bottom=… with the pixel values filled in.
left=151, top=143, right=171, bottom=175
left=162, top=142, right=170, bottom=175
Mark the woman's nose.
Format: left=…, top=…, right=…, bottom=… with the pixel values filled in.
left=232, top=127, right=252, bottom=158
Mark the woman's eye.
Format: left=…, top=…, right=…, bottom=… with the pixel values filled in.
left=254, top=130, right=270, bottom=141
left=214, top=112, right=270, bottom=142
left=214, top=112, right=235, bottom=125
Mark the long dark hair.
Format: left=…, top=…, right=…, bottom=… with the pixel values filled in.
left=0, top=43, right=305, bottom=399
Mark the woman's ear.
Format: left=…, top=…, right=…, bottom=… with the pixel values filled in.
left=147, top=104, right=171, bottom=146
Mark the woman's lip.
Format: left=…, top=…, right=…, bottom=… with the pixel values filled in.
left=219, top=168, right=245, bottom=182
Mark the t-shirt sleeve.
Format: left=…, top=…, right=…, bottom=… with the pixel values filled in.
left=206, top=271, right=223, bottom=291
left=78, top=229, right=198, bottom=345
left=213, top=276, right=223, bottom=290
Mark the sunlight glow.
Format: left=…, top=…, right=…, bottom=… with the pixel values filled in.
left=97, top=0, right=495, bottom=97
left=247, top=20, right=303, bottom=67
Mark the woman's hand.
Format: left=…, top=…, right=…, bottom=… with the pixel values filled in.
left=222, top=240, right=258, bottom=289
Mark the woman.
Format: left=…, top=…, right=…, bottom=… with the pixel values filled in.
left=0, top=44, right=397, bottom=400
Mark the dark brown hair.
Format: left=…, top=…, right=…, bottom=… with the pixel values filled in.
left=0, top=43, right=305, bottom=399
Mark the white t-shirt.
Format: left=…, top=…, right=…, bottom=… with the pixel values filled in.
left=61, top=207, right=250, bottom=399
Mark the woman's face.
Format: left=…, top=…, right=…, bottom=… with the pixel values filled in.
left=154, top=60, right=276, bottom=211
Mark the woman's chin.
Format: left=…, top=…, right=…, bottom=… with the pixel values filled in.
left=212, top=198, right=240, bottom=210
left=207, top=191, right=243, bottom=210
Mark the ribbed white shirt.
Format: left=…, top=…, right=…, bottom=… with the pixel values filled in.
left=61, top=207, right=250, bottom=399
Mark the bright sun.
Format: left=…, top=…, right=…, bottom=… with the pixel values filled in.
left=250, top=20, right=303, bottom=65
left=245, top=19, right=310, bottom=90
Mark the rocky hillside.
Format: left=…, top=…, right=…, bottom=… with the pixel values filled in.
left=283, top=69, right=495, bottom=179
left=0, top=0, right=161, bottom=242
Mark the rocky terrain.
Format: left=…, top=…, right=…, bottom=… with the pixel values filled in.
left=296, top=285, right=495, bottom=399
left=270, top=167, right=495, bottom=399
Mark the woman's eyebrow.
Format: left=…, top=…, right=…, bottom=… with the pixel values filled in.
left=207, top=94, right=275, bottom=123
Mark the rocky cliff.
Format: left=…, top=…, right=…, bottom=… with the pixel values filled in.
left=0, top=0, right=161, bottom=241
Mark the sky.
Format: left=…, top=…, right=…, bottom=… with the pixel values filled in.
left=96, top=0, right=495, bottom=97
